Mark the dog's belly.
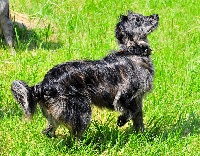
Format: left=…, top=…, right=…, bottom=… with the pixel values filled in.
left=91, top=95, right=115, bottom=110
left=90, top=89, right=116, bottom=110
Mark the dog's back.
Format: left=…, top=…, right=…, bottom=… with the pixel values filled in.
left=39, top=50, right=153, bottom=106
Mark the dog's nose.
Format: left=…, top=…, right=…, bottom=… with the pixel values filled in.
left=153, top=14, right=159, bottom=20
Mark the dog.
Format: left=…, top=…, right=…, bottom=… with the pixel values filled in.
left=11, top=11, right=159, bottom=140
left=0, top=0, right=14, bottom=49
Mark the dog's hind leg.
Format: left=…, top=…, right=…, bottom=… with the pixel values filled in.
left=66, top=96, right=92, bottom=140
left=71, top=109, right=91, bottom=141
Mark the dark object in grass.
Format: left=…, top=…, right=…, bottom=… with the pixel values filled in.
left=11, top=11, right=159, bottom=140
left=0, top=0, right=14, bottom=51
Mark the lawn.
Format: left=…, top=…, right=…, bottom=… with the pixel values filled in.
left=0, top=0, right=199, bottom=155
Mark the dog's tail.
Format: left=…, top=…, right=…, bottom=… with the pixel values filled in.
left=11, top=80, right=41, bottom=118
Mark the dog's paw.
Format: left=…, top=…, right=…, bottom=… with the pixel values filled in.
left=117, top=115, right=127, bottom=127
left=134, top=124, right=145, bottom=133
left=42, top=127, right=56, bottom=138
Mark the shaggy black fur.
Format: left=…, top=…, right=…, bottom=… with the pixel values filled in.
left=11, top=11, right=159, bottom=140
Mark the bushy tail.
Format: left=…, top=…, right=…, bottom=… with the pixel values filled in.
left=11, top=80, right=37, bottom=118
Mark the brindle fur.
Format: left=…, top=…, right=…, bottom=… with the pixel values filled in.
left=11, top=11, right=159, bottom=140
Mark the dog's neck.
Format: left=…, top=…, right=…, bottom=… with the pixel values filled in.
left=119, top=41, right=152, bottom=56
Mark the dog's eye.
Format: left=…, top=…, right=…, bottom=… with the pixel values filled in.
left=118, top=25, right=125, bottom=33
left=119, top=25, right=123, bottom=30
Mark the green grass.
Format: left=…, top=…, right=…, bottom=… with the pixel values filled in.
left=0, top=0, right=199, bottom=155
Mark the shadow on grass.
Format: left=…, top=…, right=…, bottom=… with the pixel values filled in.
left=170, top=112, right=200, bottom=137
left=145, top=111, right=200, bottom=141
left=51, top=111, right=199, bottom=154
left=0, top=101, right=25, bottom=119
left=53, top=117, right=135, bottom=154
left=13, top=22, right=63, bottom=51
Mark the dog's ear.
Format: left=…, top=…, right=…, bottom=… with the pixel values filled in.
left=127, top=10, right=134, bottom=16
left=120, top=15, right=128, bottom=22
left=115, top=23, right=126, bottom=44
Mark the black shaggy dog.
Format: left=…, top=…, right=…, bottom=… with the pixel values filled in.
left=11, top=11, right=159, bottom=140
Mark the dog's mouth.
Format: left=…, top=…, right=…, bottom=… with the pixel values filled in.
left=152, top=14, right=159, bottom=21
left=147, top=23, right=158, bottom=34
left=146, top=14, right=159, bottom=34
left=146, top=26, right=158, bottom=35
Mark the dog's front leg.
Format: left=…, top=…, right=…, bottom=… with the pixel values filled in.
left=132, top=110, right=144, bottom=133
left=131, top=97, right=144, bottom=133
left=117, top=109, right=138, bottom=127
left=117, top=96, right=144, bottom=133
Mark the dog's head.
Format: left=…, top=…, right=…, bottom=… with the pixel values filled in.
left=115, top=11, right=159, bottom=49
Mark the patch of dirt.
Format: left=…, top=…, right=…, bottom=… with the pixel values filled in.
left=10, top=10, right=49, bottom=29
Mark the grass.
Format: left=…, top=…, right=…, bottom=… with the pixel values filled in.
left=0, top=0, right=199, bottom=155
